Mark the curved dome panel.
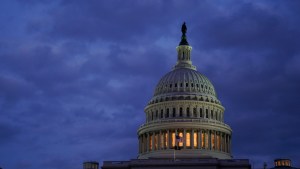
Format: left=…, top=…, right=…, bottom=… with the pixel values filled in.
left=154, top=68, right=217, bottom=97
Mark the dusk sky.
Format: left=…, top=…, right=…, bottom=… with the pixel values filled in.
left=1, top=0, right=300, bottom=169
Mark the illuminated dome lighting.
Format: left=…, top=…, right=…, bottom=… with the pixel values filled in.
left=137, top=23, right=232, bottom=159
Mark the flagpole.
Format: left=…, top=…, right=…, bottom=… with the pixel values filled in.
left=173, top=148, right=175, bottom=161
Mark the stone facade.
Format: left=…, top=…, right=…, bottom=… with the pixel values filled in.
left=102, top=158, right=251, bottom=169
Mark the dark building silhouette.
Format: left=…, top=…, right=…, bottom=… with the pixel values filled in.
left=270, top=159, right=299, bottom=169
left=84, top=161, right=99, bottom=169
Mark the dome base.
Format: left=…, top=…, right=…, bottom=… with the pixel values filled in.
left=138, top=149, right=232, bottom=160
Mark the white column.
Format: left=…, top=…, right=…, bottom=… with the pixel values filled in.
left=220, top=133, right=223, bottom=152
left=168, top=130, right=171, bottom=149
left=139, top=136, right=141, bottom=153
left=198, top=130, right=201, bottom=149
left=162, top=130, right=165, bottom=149
left=214, top=131, right=217, bottom=150
left=225, top=134, right=228, bottom=153
left=152, top=133, right=155, bottom=151
left=158, top=130, right=162, bottom=150
left=191, top=129, right=194, bottom=149
left=146, top=133, right=149, bottom=152
left=143, top=134, right=146, bottom=153
left=183, top=129, right=186, bottom=149
left=208, top=130, right=211, bottom=150
left=229, top=135, right=231, bottom=153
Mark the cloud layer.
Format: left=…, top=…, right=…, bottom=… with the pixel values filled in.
left=0, top=0, right=300, bottom=169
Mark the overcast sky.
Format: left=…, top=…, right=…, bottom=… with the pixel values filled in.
left=1, top=0, right=300, bottom=169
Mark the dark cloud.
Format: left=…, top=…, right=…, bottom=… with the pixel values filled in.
left=0, top=0, right=300, bottom=169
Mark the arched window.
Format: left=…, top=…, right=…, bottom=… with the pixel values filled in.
left=172, top=132, right=175, bottom=147
left=211, top=132, right=215, bottom=149
left=166, top=108, right=169, bottom=118
left=193, top=108, right=197, bottom=117
left=205, top=109, right=208, bottom=118
left=161, top=109, right=163, bottom=118
left=179, top=132, right=183, bottom=147
left=165, top=133, right=168, bottom=147
left=201, top=132, right=205, bottom=148
left=217, top=134, right=220, bottom=150
left=173, top=108, right=176, bottom=117
left=186, top=107, right=190, bottom=117
left=151, top=112, right=154, bottom=120
left=179, top=107, right=183, bottom=117
left=186, top=132, right=191, bottom=147
left=200, top=108, right=203, bottom=117
left=156, top=110, right=158, bottom=119
left=211, top=110, right=213, bottom=119
left=149, top=134, right=152, bottom=150
left=194, top=132, right=197, bottom=148
left=155, top=134, right=158, bottom=150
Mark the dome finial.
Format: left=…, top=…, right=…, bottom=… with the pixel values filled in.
left=179, top=22, right=189, bottom=45
left=181, top=22, right=187, bottom=36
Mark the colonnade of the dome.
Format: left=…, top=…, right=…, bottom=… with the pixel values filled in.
left=154, top=81, right=216, bottom=97
left=138, top=129, right=231, bottom=157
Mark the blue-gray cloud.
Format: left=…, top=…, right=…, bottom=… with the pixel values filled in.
left=0, top=0, right=300, bottom=169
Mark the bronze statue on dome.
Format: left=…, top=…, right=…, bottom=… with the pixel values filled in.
left=181, top=22, right=187, bottom=35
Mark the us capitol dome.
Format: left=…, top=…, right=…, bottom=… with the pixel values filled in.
left=137, top=23, right=232, bottom=159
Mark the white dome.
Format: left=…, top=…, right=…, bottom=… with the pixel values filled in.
left=154, top=68, right=217, bottom=97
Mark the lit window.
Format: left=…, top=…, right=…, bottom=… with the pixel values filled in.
left=150, top=135, right=152, bottom=150
left=205, top=132, right=209, bottom=149
left=161, top=134, right=164, bottom=148
left=180, top=108, right=183, bottom=117
left=179, top=132, right=183, bottom=147
left=166, top=108, right=169, bottom=118
left=155, top=134, right=158, bottom=150
left=201, top=132, right=205, bottom=148
left=211, top=133, right=215, bottom=149
left=165, top=133, right=168, bottom=147
left=194, top=132, right=197, bottom=147
left=186, top=132, right=191, bottom=147
left=172, top=132, right=175, bottom=147
left=217, top=134, right=220, bottom=150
